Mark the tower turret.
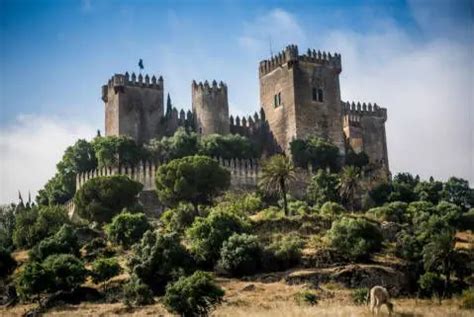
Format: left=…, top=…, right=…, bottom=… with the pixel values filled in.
left=192, top=80, right=230, bottom=136
left=102, top=72, right=164, bottom=144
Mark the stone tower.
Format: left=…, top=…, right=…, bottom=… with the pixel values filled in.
left=259, top=44, right=345, bottom=154
left=102, top=72, right=164, bottom=144
left=192, top=80, right=230, bottom=136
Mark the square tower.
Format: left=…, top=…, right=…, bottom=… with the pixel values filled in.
left=259, top=45, right=345, bottom=155
left=102, top=72, right=164, bottom=144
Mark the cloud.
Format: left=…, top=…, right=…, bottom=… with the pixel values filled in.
left=0, top=115, right=96, bottom=204
left=238, top=8, right=306, bottom=53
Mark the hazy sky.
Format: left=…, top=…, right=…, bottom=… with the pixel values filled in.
left=0, top=0, right=473, bottom=203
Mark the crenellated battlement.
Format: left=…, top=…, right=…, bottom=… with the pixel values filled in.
left=102, top=72, right=163, bottom=102
left=259, top=44, right=342, bottom=77
left=192, top=80, right=227, bottom=94
left=341, top=101, right=387, bottom=123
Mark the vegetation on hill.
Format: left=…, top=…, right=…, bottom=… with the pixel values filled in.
left=1, top=135, right=473, bottom=316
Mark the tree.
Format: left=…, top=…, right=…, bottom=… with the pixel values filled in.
left=163, top=271, right=224, bottom=317
left=290, top=137, right=340, bottom=171
left=422, top=230, right=457, bottom=297
left=160, top=203, right=200, bottom=234
left=306, top=169, right=340, bottom=207
left=217, top=233, right=262, bottom=277
left=12, top=206, right=38, bottom=248
left=199, top=134, right=257, bottom=159
left=155, top=155, right=230, bottom=212
left=37, top=139, right=97, bottom=206
left=414, top=178, right=443, bottom=205
left=186, top=210, right=249, bottom=266
left=29, top=224, right=80, bottom=261
left=0, top=204, right=16, bottom=250
left=369, top=182, right=392, bottom=206
left=339, top=166, right=361, bottom=211
left=92, top=135, right=147, bottom=169
left=91, top=257, right=122, bottom=292
left=441, top=177, right=474, bottom=210
left=128, top=231, right=194, bottom=294
left=326, top=217, right=383, bottom=261
left=105, top=212, right=151, bottom=248
left=345, top=148, right=369, bottom=169
left=259, top=154, right=296, bottom=216
left=16, top=261, right=52, bottom=301
left=389, top=172, right=419, bottom=203
left=146, top=128, right=199, bottom=161
left=367, top=201, right=407, bottom=223
left=42, top=254, right=87, bottom=292
left=74, top=175, right=143, bottom=224
left=0, top=247, right=16, bottom=279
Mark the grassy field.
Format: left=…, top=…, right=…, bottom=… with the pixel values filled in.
left=2, top=278, right=471, bottom=317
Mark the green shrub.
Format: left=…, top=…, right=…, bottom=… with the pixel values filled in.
left=326, top=217, right=383, bottom=261
left=155, top=155, right=230, bottom=211
left=128, top=231, right=193, bottom=294
left=0, top=247, right=16, bottom=279
left=160, top=203, right=199, bottom=234
left=320, top=202, right=346, bottom=217
left=74, top=175, right=143, bottom=224
left=294, top=289, right=318, bottom=306
left=199, top=133, right=257, bottom=159
left=16, top=261, right=52, bottom=300
left=123, top=274, right=154, bottom=306
left=91, top=257, right=122, bottom=291
left=256, top=206, right=285, bottom=220
left=352, top=287, right=369, bottom=305
left=163, top=271, right=224, bottom=316
left=186, top=210, right=249, bottom=266
left=458, top=209, right=474, bottom=230
left=264, top=234, right=304, bottom=271
left=290, top=137, right=339, bottom=171
left=306, top=169, right=340, bottom=206
left=418, top=272, right=444, bottom=298
left=30, top=224, right=80, bottom=261
left=218, top=233, right=262, bottom=277
left=460, top=288, right=474, bottom=310
left=367, top=201, right=407, bottom=223
left=42, top=254, right=87, bottom=292
left=105, top=212, right=151, bottom=248
left=218, top=193, right=263, bottom=216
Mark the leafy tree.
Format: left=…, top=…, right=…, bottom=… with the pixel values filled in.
left=339, top=166, right=361, bottom=211
left=217, top=233, right=262, bottom=276
left=163, top=271, right=224, bottom=317
left=146, top=128, right=199, bottom=161
left=320, top=201, right=346, bottom=217
left=123, top=274, right=154, bottom=306
left=414, top=178, right=443, bottom=204
left=368, top=201, right=408, bottom=223
left=128, top=231, right=194, bottom=294
left=160, top=203, right=200, bottom=234
left=105, top=212, right=151, bottom=248
left=0, top=247, right=16, bottom=279
left=441, top=177, right=474, bottom=210
left=74, top=175, right=143, bottom=224
left=42, top=254, right=87, bottom=292
left=259, top=154, right=296, bottom=216
left=186, top=210, right=249, bottom=266
left=13, top=205, right=69, bottom=249
left=29, top=224, right=80, bottom=261
left=290, top=137, right=339, bottom=171
left=326, top=217, right=383, bottom=261
left=345, top=149, right=369, bottom=169
left=0, top=204, right=16, bottom=250
left=155, top=155, right=230, bottom=212
left=199, top=133, right=257, bottom=159
left=369, top=182, right=392, bottom=206
left=92, top=135, right=147, bottom=169
left=389, top=172, right=419, bottom=203
left=264, top=234, right=304, bottom=271
left=16, top=261, right=52, bottom=301
left=306, top=169, right=340, bottom=206
left=91, top=257, right=122, bottom=292
left=37, top=139, right=97, bottom=205
left=418, top=272, right=444, bottom=298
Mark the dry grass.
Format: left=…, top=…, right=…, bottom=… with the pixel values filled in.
left=2, top=278, right=471, bottom=317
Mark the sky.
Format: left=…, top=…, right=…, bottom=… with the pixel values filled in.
left=0, top=0, right=473, bottom=203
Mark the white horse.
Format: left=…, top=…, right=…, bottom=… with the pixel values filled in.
left=368, top=286, right=394, bottom=315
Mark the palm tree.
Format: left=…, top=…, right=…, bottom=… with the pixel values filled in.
left=422, top=230, right=457, bottom=298
left=339, top=166, right=361, bottom=211
left=259, top=154, right=296, bottom=216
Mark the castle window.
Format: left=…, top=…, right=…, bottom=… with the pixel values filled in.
left=274, top=92, right=282, bottom=108
left=312, top=88, right=317, bottom=101
left=317, top=88, right=324, bottom=102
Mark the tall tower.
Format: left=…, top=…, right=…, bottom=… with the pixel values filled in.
left=259, top=44, right=345, bottom=154
left=192, top=80, right=230, bottom=136
left=102, top=72, right=164, bottom=144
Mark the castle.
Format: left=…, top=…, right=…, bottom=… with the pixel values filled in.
left=101, top=44, right=389, bottom=175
